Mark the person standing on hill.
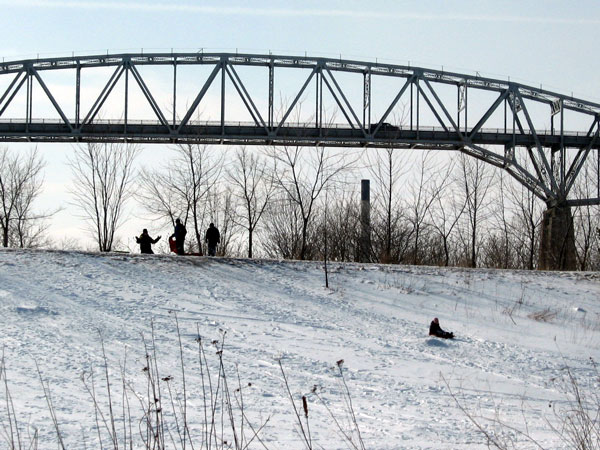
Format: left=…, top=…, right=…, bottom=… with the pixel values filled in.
left=170, top=218, right=187, bottom=255
left=136, top=229, right=161, bottom=254
left=205, top=222, right=221, bottom=256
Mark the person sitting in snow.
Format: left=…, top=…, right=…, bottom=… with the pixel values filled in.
left=429, top=317, right=454, bottom=339
left=136, top=229, right=161, bottom=254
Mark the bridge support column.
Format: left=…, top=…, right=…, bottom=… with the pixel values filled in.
left=360, top=180, right=371, bottom=263
left=538, top=205, right=577, bottom=271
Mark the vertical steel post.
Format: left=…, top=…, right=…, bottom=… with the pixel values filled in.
left=464, top=85, right=468, bottom=133
left=221, top=60, right=226, bottom=135
left=324, top=188, right=329, bottom=288
left=360, top=179, right=371, bottom=263
left=457, top=85, right=461, bottom=130
left=75, top=64, right=81, bottom=128
left=512, top=92, right=516, bottom=153
left=315, top=67, right=320, bottom=130
left=410, top=82, right=413, bottom=130
left=319, top=68, right=323, bottom=135
left=560, top=100, right=565, bottom=195
left=268, top=61, right=274, bottom=130
left=363, top=72, right=367, bottom=129
left=124, top=61, right=129, bottom=133
left=368, top=69, right=371, bottom=130
left=173, top=61, right=177, bottom=128
left=504, top=98, right=507, bottom=134
left=29, top=71, right=33, bottom=126
left=416, top=78, right=420, bottom=138
left=25, top=67, right=31, bottom=132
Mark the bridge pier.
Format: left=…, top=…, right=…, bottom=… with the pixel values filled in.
left=538, top=204, right=577, bottom=270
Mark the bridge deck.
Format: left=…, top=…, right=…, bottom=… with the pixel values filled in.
left=0, top=121, right=596, bottom=149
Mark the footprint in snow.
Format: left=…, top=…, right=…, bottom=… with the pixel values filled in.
left=16, top=305, right=58, bottom=316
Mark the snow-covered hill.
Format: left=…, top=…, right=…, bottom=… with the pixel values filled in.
left=0, top=249, right=599, bottom=449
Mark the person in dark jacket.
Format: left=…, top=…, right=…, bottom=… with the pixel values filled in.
left=136, top=229, right=161, bottom=254
left=429, top=317, right=454, bottom=339
left=170, top=218, right=187, bottom=255
left=205, top=222, right=221, bottom=256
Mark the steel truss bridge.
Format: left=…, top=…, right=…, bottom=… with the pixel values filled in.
left=1, top=52, right=599, bottom=207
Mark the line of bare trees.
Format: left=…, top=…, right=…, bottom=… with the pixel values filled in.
left=2, top=142, right=599, bottom=271
left=0, top=146, right=53, bottom=249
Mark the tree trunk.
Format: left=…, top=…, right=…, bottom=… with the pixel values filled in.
left=300, top=219, right=309, bottom=260
left=248, top=228, right=253, bottom=258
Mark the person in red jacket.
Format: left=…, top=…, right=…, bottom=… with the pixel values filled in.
left=429, top=317, right=454, bottom=339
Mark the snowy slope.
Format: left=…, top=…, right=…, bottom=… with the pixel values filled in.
left=0, top=249, right=599, bottom=449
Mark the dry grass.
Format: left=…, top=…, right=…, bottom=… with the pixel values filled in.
left=528, top=308, right=558, bottom=323
left=1, top=317, right=364, bottom=450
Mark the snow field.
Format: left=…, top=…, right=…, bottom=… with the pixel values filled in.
left=0, top=249, right=599, bottom=449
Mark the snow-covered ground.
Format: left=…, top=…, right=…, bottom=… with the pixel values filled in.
left=0, top=248, right=599, bottom=449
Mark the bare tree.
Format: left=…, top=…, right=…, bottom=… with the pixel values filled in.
left=137, top=143, right=223, bottom=254
left=263, top=194, right=304, bottom=259
left=456, top=153, right=495, bottom=268
left=267, top=145, right=356, bottom=260
left=483, top=172, right=517, bottom=269
left=406, top=151, right=443, bottom=265
left=506, top=177, right=543, bottom=270
left=204, top=185, right=236, bottom=256
left=0, top=147, right=49, bottom=248
left=310, top=183, right=360, bottom=262
left=69, top=142, right=140, bottom=252
left=428, top=161, right=467, bottom=267
left=227, top=146, right=275, bottom=258
left=366, top=147, right=410, bottom=263
left=137, top=167, right=184, bottom=226
left=573, top=160, right=600, bottom=271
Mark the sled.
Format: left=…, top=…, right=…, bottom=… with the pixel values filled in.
left=169, top=236, right=178, bottom=254
left=168, top=236, right=203, bottom=256
left=429, top=332, right=454, bottom=339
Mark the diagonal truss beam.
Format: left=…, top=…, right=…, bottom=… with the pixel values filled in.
left=320, top=70, right=358, bottom=131
left=0, top=70, right=27, bottom=118
left=422, top=78, right=462, bottom=136
left=31, top=68, right=73, bottom=131
left=503, top=90, right=552, bottom=197
left=564, top=118, right=600, bottom=197
left=81, top=64, right=125, bottom=126
left=225, top=64, right=269, bottom=133
left=177, top=63, right=222, bottom=131
left=416, top=82, right=449, bottom=132
left=469, top=90, right=509, bottom=137
left=371, top=74, right=416, bottom=135
left=275, top=66, right=317, bottom=134
left=514, top=89, right=558, bottom=194
left=323, top=67, right=365, bottom=134
left=129, top=63, right=170, bottom=129
left=461, top=143, right=554, bottom=200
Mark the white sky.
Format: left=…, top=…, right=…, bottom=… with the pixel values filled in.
left=1, top=0, right=599, bottom=249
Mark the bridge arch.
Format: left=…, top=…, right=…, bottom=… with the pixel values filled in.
left=1, top=52, right=598, bottom=268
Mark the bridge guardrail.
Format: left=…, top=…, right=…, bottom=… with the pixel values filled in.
left=0, top=118, right=588, bottom=137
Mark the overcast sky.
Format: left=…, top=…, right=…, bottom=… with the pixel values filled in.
left=1, top=0, right=599, bottom=248
left=3, top=1, right=599, bottom=94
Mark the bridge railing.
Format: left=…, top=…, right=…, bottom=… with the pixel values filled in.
left=0, top=118, right=589, bottom=137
